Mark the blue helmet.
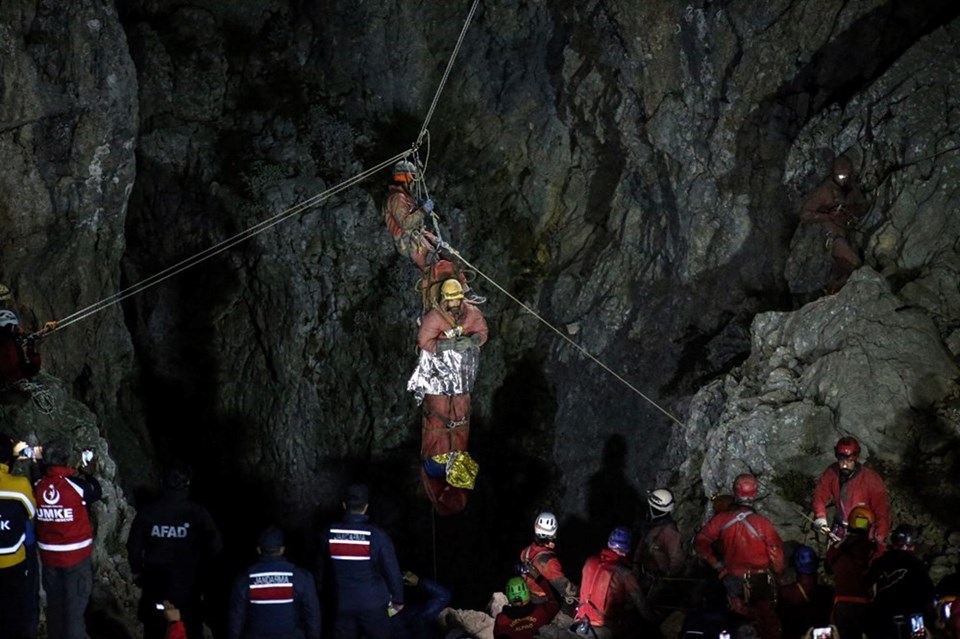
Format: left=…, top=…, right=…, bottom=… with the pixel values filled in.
left=793, top=544, right=819, bottom=575
left=891, top=524, right=917, bottom=548
left=607, top=526, right=633, bottom=554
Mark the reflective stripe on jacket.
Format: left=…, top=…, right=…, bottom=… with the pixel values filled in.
left=34, top=466, right=101, bottom=567
left=0, top=463, right=36, bottom=567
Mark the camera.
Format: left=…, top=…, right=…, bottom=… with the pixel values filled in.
left=15, top=442, right=40, bottom=460
left=812, top=627, right=833, bottom=639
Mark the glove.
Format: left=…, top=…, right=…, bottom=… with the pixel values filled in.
left=81, top=449, right=94, bottom=468
left=813, top=517, right=829, bottom=531
left=419, top=198, right=434, bottom=213
left=436, top=339, right=456, bottom=352
left=451, top=337, right=472, bottom=353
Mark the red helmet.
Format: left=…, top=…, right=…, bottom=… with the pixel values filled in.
left=835, top=436, right=861, bottom=460
left=733, top=474, right=758, bottom=500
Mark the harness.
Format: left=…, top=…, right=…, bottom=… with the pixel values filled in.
left=719, top=510, right=763, bottom=540
left=717, top=509, right=774, bottom=605
left=578, top=558, right=630, bottom=626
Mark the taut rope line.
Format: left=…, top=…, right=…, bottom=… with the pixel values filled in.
left=439, top=241, right=686, bottom=427
left=49, top=152, right=407, bottom=333
left=48, top=0, right=484, bottom=334
left=416, top=0, right=481, bottom=149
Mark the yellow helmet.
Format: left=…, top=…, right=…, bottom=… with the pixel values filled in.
left=440, top=279, right=464, bottom=301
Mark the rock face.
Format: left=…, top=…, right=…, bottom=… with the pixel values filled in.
left=0, top=0, right=959, bottom=633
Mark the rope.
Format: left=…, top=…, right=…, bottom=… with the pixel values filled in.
left=47, top=0, right=482, bottom=334
left=415, top=0, right=481, bottom=150
left=47, top=152, right=408, bottom=333
left=437, top=240, right=685, bottom=427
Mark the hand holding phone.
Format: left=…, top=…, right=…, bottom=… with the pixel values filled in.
left=910, top=613, right=925, bottom=638
left=812, top=627, right=834, bottom=639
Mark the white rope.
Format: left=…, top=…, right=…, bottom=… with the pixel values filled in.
left=49, top=0, right=483, bottom=334
left=439, top=241, right=686, bottom=427
left=416, top=0, right=481, bottom=148
left=49, top=152, right=407, bottom=333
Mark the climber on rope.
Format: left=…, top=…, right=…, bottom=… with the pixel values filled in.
left=799, top=155, right=868, bottom=295
left=0, top=310, right=56, bottom=389
left=383, top=160, right=485, bottom=304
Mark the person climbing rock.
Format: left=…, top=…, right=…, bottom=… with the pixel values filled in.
left=799, top=155, right=868, bottom=294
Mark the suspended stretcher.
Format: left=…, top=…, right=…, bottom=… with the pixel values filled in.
left=408, top=346, right=481, bottom=515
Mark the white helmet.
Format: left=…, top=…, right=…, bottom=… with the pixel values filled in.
left=534, top=511, right=558, bottom=539
left=0, top=310, right=19, bottom=327
left=648, top=489, right=675, bottom=513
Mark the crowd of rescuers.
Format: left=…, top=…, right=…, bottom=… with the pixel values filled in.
left=2, top=433, right=960, bottom=639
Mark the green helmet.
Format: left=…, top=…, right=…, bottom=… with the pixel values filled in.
left=506, top=576, right=530, bottom=605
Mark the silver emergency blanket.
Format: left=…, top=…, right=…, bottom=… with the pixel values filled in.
left=406, top=347, right=480, bottom=404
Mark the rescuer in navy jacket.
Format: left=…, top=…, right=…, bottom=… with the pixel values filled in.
left=327, top=483, right=404, bottom=639
left=126, top=464, right=223, bottom=639
left=228, top=526, right=321, bottom=639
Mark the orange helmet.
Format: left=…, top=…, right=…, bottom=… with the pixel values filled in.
left=847, top=505, right=875, bottom=531
left=393, top=160, right=418, bottom=183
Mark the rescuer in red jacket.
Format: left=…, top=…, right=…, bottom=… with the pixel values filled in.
left=695, top=473, right=785, bottom=639
left=799, top=155, right=868, bottom=294
left=824, top=505, right=877, bottom=639
left=383, top=161, right=484, bottom=303
left=493, top=568, right=561, bottom=639
left=33, top=439, right=102, bottom=639
left=518, top=511, right=578, bottom=613
left=812, top=436, right=890, bottom=550
left=573, top=526, right=657, bottom=638
left=417, top=280, right=489, bottom=355
left=0, top=310, right=42, bottom=388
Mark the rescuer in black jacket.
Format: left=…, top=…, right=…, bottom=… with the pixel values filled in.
left=228, top=526, right=321, bottom=639
left=127, top=464, right=223, bottom=639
